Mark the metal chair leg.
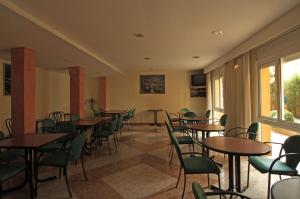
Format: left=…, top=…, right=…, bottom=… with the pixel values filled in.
left=176, top=168, right=182, bottom=188
left=63, top=167, right=72, bottom=198
left=247, top=160, right=250, bottom=188
left=267, top=173, right=271, bottom=199
left=169, top=146, right=174, bottom=166
left=181, top=173, right=186, bottom=199
left=81, top=153, right=88, bottom=181
left=107, top=138, right=111, bottom=155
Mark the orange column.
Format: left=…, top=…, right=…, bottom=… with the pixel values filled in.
left=11, top=47, right=36, bottom=135
left=98, top=77, right=107, bottom=111
left=69, top=67, right=85, bottom=118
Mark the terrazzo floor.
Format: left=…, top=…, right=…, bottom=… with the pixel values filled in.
left=3, top=125, right=281, bottom=199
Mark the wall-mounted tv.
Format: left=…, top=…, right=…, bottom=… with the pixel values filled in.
left=191, top=74, right=206, bottom=86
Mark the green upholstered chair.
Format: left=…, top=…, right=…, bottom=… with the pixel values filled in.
left=93, top=117, right=118, bottom=155
left=5, top=118, right=12, bottom=136
left=192, top=182, right=250, bottom=199
left=166, top=122, right=195, bottom=166
left=123, top=109, right=133, bottom=129
left=49, top=111, right=64, bottom=125
left=38, top=131, right=88, bottom=198
left=204, top=110, right=211, bottom=119
left=249, top=135, right=300, bottom=199
left=38, top=121, right=75, bottom=154
left=166, top=111, right=186, bottom=133
left=0, top=132, right=25, bottom=162
left=42, top=118, right=56, bottom=133
left=70, top=114, right=80, bottom=121
left=170, top=133, right=221, bottom=199
left=0, top=163, right=31, bottom=199
left=183, top=111, right=198, bottom=118
left=115, top=114, right=124, bottom=140
left=179, top=108, right=190, bottom=114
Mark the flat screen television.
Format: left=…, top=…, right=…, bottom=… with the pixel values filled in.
left=191, top=74, right=206, bottom=86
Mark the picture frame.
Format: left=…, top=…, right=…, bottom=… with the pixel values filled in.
left=140, top=74, right=165, bottom=94
left=3, top=63, right=11, bottom=96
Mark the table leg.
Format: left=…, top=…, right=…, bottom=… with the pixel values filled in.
left=25, top=149, right=34, bottom=198
left=235, top=156, right=241, bottom=192
left=33, top=150, right=38, bottom=197
left=228, top=154, right=234, bottom=191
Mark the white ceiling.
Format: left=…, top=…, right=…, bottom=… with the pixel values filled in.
left=0, top=0, right=299, bottom=75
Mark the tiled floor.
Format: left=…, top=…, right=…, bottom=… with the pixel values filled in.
left=4, top=125, right=280, bottom=199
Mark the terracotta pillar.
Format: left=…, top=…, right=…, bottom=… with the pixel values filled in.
left=98, top=77, right=107, bottom=111
left=69, top=67, right=85, bottom=118
left=11, top=47, right=36, bottom=135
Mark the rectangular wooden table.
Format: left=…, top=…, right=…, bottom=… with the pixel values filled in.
left=104, top=110, right=128, bottom=119
left=0, top=133, right=68, bottom=197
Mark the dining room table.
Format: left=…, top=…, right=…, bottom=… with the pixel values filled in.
left=202, top=136, right=271, bottom=193
left=0, top=133, right=68, bottom=197
left=104, top=109, right=128, bottom=119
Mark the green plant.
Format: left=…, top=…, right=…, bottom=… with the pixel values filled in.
left=270, top=110, right=294, bottom=122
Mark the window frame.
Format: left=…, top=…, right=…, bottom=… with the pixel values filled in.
left=258, top=56, right=300, bottom=133
left=212, top=75, right=224, bottom=116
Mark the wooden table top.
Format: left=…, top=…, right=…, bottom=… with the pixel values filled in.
left=0, top=133, right=67, bottom=149
left=180, top=116, right=206, bottom=121
left=81, top=117, right=111, bottom=122
left=148, top=109, right=163, bottom=112
left=104, top=110, right=128, bottom=114
left=72, top=120, right=101, bottom=127
left=186, top=123, right=224, bottom=131
left=202, top=136, right=271, bottom=156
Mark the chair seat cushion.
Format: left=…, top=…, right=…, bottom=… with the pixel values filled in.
left=39, top=151, right=69, bottom=167
left=249, top=156, right=298, bottom=174
left=177, top=136, right=193, bottom=144
left=0, top=149, right=25, bottom=161
left=183, top=156, right=220, bottom=174
left=173, top=125, right=186, bottom=132
left=0, top=164, right=25, bottom=182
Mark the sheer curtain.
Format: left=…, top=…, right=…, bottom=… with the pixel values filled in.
left=223, top=52, right=252, bottom=134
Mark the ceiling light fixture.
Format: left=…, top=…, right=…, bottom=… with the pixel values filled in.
left=211, top=29, right=224, bottom=36
left=193, top=56, right=200, bottom=59
left=234, top=64, right=239, bottom=69
left=144, top=57, right=151, bottom=60
left=133, top=33, right=144, bottom=38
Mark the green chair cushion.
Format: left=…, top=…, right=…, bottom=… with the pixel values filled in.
left=177, top=136, right=193, bottom=144
left=0, top=149, right=25, bottom=161
left=183, top=156, right=220, bottom=174
left=249, top=156, right=298, bottom=174
left=39, top=151, right=69, bottom=167
left=173, top=125, right=186, bottom=132
left=0, top=164, right=25, bottom=182
left=192, top=182, right=208, bottom=199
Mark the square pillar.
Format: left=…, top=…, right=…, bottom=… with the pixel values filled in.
left=98, top=77, right=107, bottom=111
left=69, top=67, right=85, bottom=118
left=11, top=47, right=36, bottom=135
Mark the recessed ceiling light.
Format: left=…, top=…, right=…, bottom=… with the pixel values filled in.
left=193, top=56, right=200, bottom=59
left=144, top=57, right=151, bottom=60
left=211, top=29, right=224, bottom=36
left=234, top=64, right=239, bottom=69
left=133, top=33, right=144, bottom=38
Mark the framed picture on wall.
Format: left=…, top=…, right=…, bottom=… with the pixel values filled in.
left=3, top=63, right=11, bottom=96
left=140, top=74, right=165, bottom=94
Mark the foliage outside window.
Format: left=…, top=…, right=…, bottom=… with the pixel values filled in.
left=259, top=53, right=300, bottom=129
left=213, top=76, right=224, bottom=118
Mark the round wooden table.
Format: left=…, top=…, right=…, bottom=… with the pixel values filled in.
left=271, top=177, right=300, bottom=199
left=202, top=136, right=271, bottom=192
left=180, top=116, right=207, bottom=122
left=148, top=109, right=163, bottom=126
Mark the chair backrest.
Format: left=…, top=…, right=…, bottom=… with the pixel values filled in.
left=282, top=135, right=300, bottom=169
left=42, top=118, right=56, bottom=133
left=220, top=114, right=228, bottom=127
left=247, top=122, right=259, bottom=140
left=184, top=111, right=198, bottom=117
left=169, top=132, right=185, bottom=167
left=165, top=111, right=172, bottom=123
left=165, top=122, right=173, bottom=137
left=192, top=182, right=208, bottom=199
left=5, top=118, right=12, bottom=136
left=49, top=111, right=64, bottom=125
left=116, top=114, right=124, bottom=131
left=205, top=110, right=211, bottom=119
left=0, top=131, right=6, bottom=140
left=179, top=108, right=190, bottom=113
left=56, top=121, right=75, bottom=133
left=70, top=131, right=87, bottom=161
left=70, top=114, right=80, bottom=121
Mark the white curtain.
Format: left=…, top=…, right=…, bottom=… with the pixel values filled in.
left=223, top=52, right=252, bottom=134
left=206, top=72, right=212, bottom=119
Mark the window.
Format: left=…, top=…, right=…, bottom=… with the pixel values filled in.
left=213, top=76, right=224, bottom=118
left=259, top=52, right=300, bottom=130
left=3, top=63, right=11, bottom=96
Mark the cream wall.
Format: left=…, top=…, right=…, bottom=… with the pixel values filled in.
left=107, top=70, right=206, bottom=123
left=0, top=63, right=99, bottom=133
